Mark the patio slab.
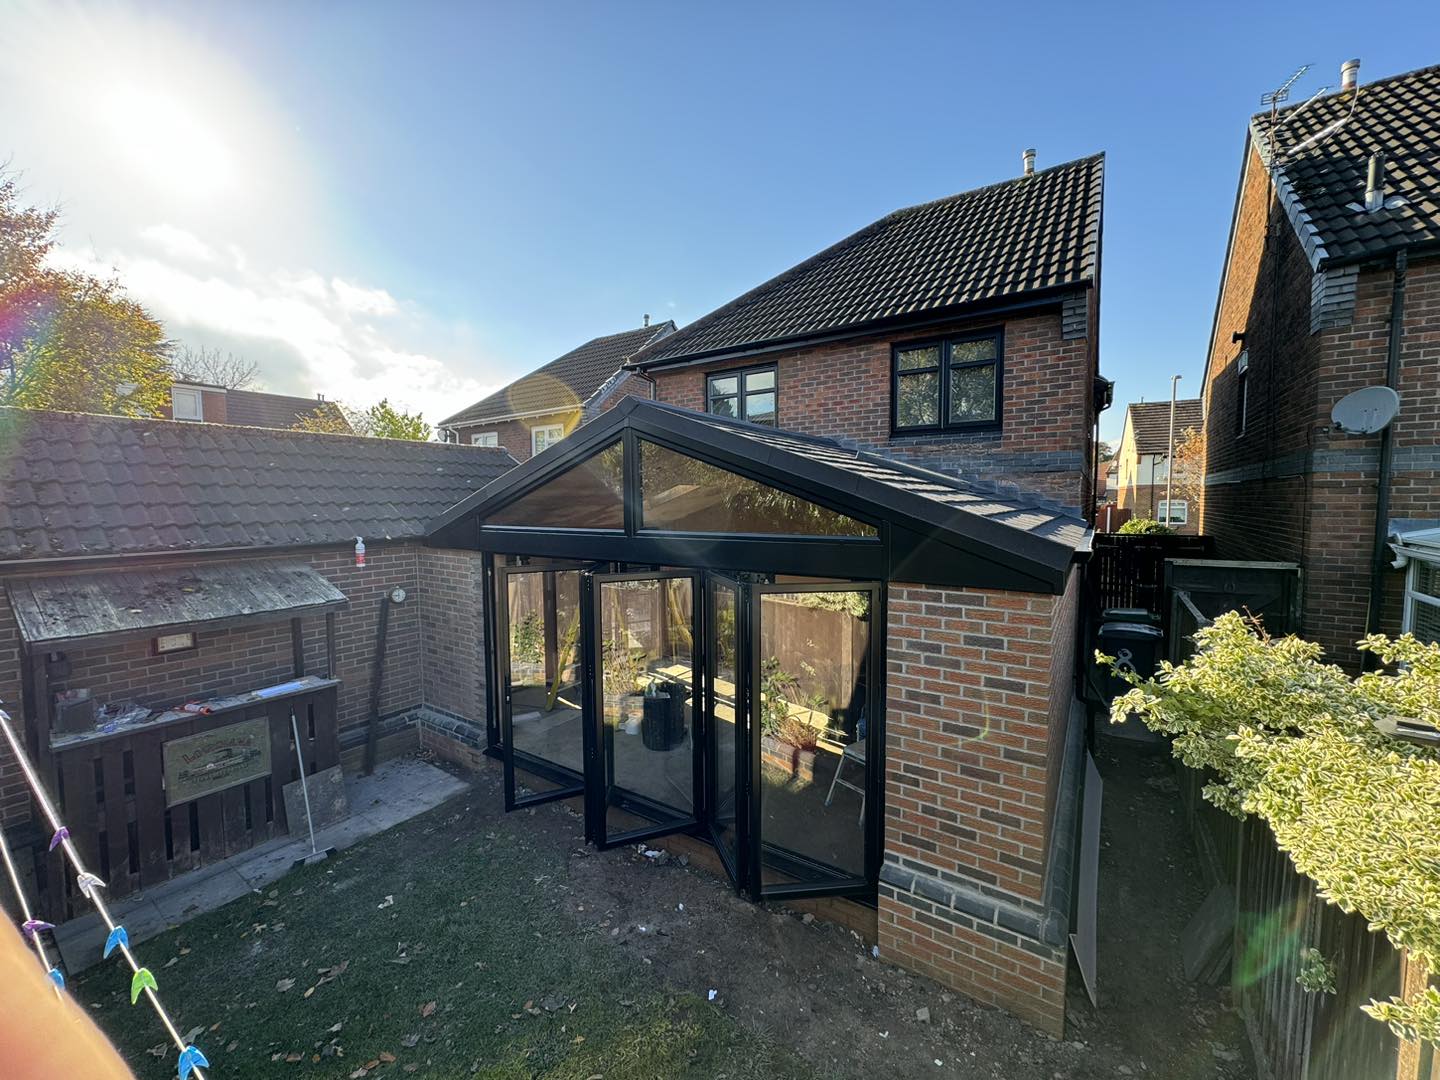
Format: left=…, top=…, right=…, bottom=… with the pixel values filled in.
left=53, top=754, right=468, bottom=972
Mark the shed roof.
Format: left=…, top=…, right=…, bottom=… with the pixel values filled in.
left=630, top=154, right=1104, bottom=368
left=0, top=408, right=516, bottom=562
left=7, top=561, right=347, bottom=648
left=428, top=399, right=1089, bottom=593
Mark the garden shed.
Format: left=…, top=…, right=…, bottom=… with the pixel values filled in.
left=427, top=397, right=1091, bottom=1033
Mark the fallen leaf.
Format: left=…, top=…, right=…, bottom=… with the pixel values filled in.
left=179, top=947, right=192, bottom=956
left=379, top=1051, right=396, bottom=1063
left=365, top=1060, right=380, bottom=1069
left=304, top=986, right=316, bottom=998
left=329, top=1022, right=344, bottom=1034
left=146, top=1043, right=167, bottom=1057
left=164, top=957, right=179, bottom=968
left=226, top=1041, right=237, bottom=1053
left=573, top=1035, right=586, bottom=1044
left=285, top=1050, right=304, bottom=1062
left=377, top=896, right=395, bottom=910
left=420, top=1001, right=437, bottom=1018
left=400, top=1034, right=419, bottom=1048
left=276, top=978, right=296, bottom=992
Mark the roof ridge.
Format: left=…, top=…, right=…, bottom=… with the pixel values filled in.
left=1252, top=61, right=1440, bottom=126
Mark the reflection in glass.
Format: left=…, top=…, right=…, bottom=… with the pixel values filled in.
left=758, top=590, right=870, bottom=885
left=708, top=580, right=741, bottom=872
left=599, top=577, right=697, bottom=837
left=949, top=363, right=997, bottom=423
left=506, top=570, right=584, bottom=785
left=639, top=441, right=876, bottom=537
left=489, top=441, right=624, bottom=529
left=896, top=370, right=940, bottom=427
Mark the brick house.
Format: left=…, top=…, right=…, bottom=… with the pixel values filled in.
left=436, top=321, right=675, bottom=459
left=1199, top=61, right=1440, bottom=668
left=161, top=379, right=349, bottom=431
left=0, top=408, right=512, bottom=916
left=428, top=151, right=1106, bottom=1035
left=1110, top=398, right=1203, bottom=533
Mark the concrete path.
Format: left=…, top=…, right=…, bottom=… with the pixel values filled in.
left=54, top=755, right=468, bottom=972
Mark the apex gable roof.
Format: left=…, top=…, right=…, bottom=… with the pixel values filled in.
left=631, top=154, right=1104, bottom=368
left=1122, top=399, right=1203, bottom=457
left=439, top=322, right=676, bottom=428
left=0, top=408, right=515, bottom=561
left=1252, top=64, right=1440, bottom=269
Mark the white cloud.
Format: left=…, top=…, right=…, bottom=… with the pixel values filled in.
left=138, top=224, right=216, bottom=264
left=331, top=278, right=399, bottom=317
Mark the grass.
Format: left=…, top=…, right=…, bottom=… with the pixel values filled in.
left=73, top=791, right=815, bottom=1080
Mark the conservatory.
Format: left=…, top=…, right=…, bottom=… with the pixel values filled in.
left=426, top=398, right=1088, bottom=904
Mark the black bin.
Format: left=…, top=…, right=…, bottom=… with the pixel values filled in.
left=1095, top=621, right=1164, bottom=705
left=641, top=686, right=687, bottom=750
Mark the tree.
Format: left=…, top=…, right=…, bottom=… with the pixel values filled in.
left=0, top=172, right=170, bottom=416
left=1170, top=425, right=1205, bottom=511
left=1102, top=614, right=1440, bottom=1046
left=174, top=345, right=258, bottom=390
left=292, top=397, right=430, bottom=440
left=1096, top=439, right=1116, bottom=463
left=1117, top=517, right=1174, bottom=536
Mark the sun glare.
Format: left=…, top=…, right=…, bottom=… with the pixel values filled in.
left=103, top=82, right=237, bottom=200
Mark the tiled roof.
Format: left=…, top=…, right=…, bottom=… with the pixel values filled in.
left=440, top=322, right=676, bottom=428
left=1124, top=399, right=1203, bottom=457
left=631, top=154, right=1104, bottom=367
left=225, top=389, right=348, bottom=431
left=0, top=408, right=515, bottom=561
left=1253, top=64, right=1440, bottom=268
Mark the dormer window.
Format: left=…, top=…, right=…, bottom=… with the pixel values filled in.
left=892, top=331, right=1002, bottom=434
left=171, top=386, right=204, bottom=422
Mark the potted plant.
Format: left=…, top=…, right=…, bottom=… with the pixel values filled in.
left=602, top=638, right=646, bottom=732
left=510, top=612, right=544, bottom=685
left=758, top=659, right=820, bottom=779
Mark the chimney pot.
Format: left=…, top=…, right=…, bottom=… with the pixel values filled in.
left=643, top=313, right=650, bottom=327
left=1022, top=148, right=1036, bottom=177
left=1341, top=58, right=1360, bottom=92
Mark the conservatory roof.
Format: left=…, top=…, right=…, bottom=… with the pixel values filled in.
left=426, top=399, right=1089, bottom=593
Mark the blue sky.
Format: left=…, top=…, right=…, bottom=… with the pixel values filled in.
left=5, top=1, right=1438, bottom=439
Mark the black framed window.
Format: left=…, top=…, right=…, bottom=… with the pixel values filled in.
left=707, top=366, right=777, bottom=426
left=892, top=332, right=1001, bottom=433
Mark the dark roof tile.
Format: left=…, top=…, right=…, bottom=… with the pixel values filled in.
left=1124, top=399, right=1204, bottom=457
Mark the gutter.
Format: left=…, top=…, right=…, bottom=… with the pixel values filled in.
left=1366, top=248, right=1408, bottom=652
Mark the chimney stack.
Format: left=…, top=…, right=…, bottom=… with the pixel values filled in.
left=1365, top=151, right=1387, bottom=212
left=1341, top=58, right=1360, bottom=92
left=1022, top=148, right=1036, bottom=177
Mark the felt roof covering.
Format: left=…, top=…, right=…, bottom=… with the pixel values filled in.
left=427, top=399, right=1089, bottom=593
left=7, top=561, right=347, bottom=648
left=630, top=154, right=1104, bottom=368
left=0, top=407, right=516, bottom=561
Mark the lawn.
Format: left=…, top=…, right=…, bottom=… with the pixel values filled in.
left=72, top=783, right=813, bottom=1080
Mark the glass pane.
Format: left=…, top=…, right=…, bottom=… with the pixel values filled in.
left=599, top=578, right=696, bottom=837
left=709, top=375, right=739, bottom=397
left=1413, top=598, right=1440, bottom=645
left=896, top=371, right=939, bottom=428
left=639, top=441, right=875, bottom=537
left=708, top=580, right=741, bottom=875
left=507, top=569, right=583, bottom=783
left=744, top=391, right=776, bottom=425
left=949, top=363, right=997, bottom=423
left=950, top=337, right=997, bottom=363
left=708, top=394, right=738, bottom=419
left=489, top=441, right=623, bottom=529
left=743, top=369, right=775, bottom=392
left=1414, top=560, right=1440, bottom=600
left=896, top=345, right=940, bottom=371
left=758, top=590, right=871, bottom=886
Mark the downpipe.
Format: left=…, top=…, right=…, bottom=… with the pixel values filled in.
left=1365, top=249, right=1407, bottom=661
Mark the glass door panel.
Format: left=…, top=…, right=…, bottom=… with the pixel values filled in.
left=499, top=566, right=586, bottom=810
left=592, top=572, right=700, bottom=847
left=706, top=575, right=745, bottom=889
left=753, top=584, right=876, bottom=895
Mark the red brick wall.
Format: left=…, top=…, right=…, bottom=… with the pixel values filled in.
left=451, top=409, right=580, bottom=463
left=418, top=549, right=488, bottom=724
left=1202, top=143, right=1440, bottom=666
left=879, top=577, right=1075, bottom=1035
left=1114, top=481, right=1199, bottom=534
left=649, top=308, right=1096, bottom=513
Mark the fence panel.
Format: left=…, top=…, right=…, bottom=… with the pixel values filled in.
left=1087, top=534, right=1213, bottom=621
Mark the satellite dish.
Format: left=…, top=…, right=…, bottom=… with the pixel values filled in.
left=1331, top=386, right=1400, bottom=435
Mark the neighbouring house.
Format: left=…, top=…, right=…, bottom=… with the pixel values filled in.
left=0, top=408, right=512, bottom=920
left=1199, top=60, right=1440, bottom=668
left=162, top=379, right=349, bottom=431
left=1110, top=398, right=1203, bottom=533
left=426, top=150, right=1106, bottom=1035
left=436, top=320, right=676, bottom=458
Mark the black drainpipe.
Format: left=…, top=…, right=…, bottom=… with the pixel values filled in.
left=1365, top=249, right=1408, bottom=655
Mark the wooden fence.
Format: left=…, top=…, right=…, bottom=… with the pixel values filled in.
left=40, top=683, right=338, bottom=920
left=1087, top=533, right=1213, bottom=621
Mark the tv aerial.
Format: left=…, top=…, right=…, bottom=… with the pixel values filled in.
left=1262, top=65, right=1310, bottom=114
left=1331, top=386, right=1400, bottom=435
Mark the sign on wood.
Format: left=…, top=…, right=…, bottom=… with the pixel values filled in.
left=162, top=718, right=271, bottom=807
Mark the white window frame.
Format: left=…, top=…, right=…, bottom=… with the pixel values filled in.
left=1403, top=555, right=1440, bottom=643
left=470, top=432, right=499, bottom=447
left=1157, top=499, right=1188, bottom=526
left=531, top=423, right=565, bottom=456
left=171, top=386, right=204, bottom=422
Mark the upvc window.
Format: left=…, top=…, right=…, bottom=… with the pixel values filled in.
left=1157, top=499, right=1188, bottom=526
left=893, top=331, right=1002, bottom=433
left=471, top=432, right=499, bottom=447
left=531, top=423, right=565, bottom=456
left=706, top=365, right=777, bottom=426
left=1404, top=557, right=1440, bottom=644
left=171, top=386, right=204, bottom=422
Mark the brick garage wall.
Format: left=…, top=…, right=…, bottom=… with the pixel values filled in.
left=418, top=548, right=487, bottom=725
left=649, top=308, right=1095, bottom=514
left=878, top=579, right=1075, bottom=1035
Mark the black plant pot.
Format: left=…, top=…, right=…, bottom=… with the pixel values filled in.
left=641, top=688, right=687, bottom=750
